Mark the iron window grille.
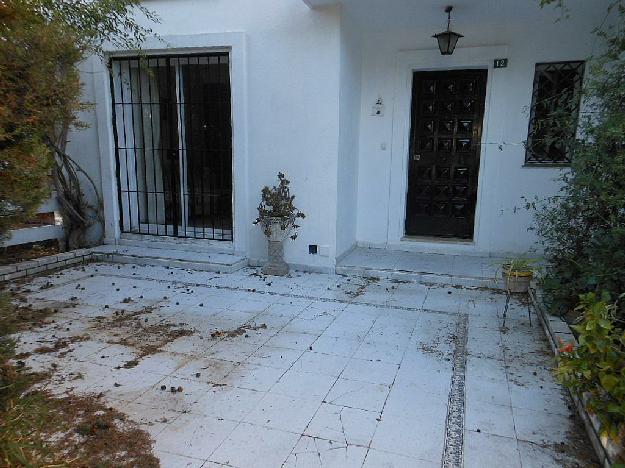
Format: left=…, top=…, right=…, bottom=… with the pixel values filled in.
left=525, top=61, right=585, bottom=165
left=110, top=53, right=233, bottom=241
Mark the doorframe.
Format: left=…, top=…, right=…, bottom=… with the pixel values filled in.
left=94, top=33, right=249, bottom=256
left=387, top=45, right=508, bottom=253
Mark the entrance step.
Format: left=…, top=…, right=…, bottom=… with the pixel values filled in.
left=118, top=234, right=235, bottom=254
left=336, top=247, right=504, bottom=289
left=91, top=244, right=247, bottom=273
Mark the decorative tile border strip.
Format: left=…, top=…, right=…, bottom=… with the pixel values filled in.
left=441, top=313, right=469, bottom=468
left=530, top=286, right=621, bottom=467
left=0, top=249, right=95, bottom=283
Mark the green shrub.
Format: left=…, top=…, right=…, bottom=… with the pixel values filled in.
left=531, top=1, right=625, bottom=319
left=0, top=0, right=157, bottom=242
left=555, top=293, right=625, bottom=445
left=253, top=172, right=306, bottom=240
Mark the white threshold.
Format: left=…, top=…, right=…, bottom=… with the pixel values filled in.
left=126, top=222, right=233, bottom=241
left=118, top=225, right=235, bottom=254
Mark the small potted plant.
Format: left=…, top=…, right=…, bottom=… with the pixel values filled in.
left=254, top=172, right=305, bottom=276
left=501, top=257, right=539, bottom=293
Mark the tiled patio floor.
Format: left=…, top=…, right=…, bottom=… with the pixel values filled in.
left=11, top=262, right=595, bottom=467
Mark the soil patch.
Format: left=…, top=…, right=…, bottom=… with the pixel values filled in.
left=32, top=335, right=90, bottom=355
left=95, top=306, right=195, bottom=368
left=210, top=323, right=268, bottom=339
left=343, top=277, right=379, bottom=299
left=0, top=240, right=60, bottom=266
left=1, top=386, right=159, bottom=467
left=1, top=292, right=159, bottom=466
left=0, top=300, right=58, bottom=334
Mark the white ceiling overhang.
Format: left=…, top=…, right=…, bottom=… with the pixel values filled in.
left=301, top=0, right=339, bottom=8
left=300, top=0, right=609, bottom=34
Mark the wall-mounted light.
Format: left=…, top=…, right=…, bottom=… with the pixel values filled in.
left=433, top=6, right=463, bottom=55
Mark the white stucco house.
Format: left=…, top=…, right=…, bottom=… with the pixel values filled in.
left=67, top=0, right=609, bottom=273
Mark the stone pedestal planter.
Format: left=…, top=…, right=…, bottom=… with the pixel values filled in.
left=262, top=239, right=289, bottom=276
left=262, top=217, right=290, bottom=276
left=253, top=173, right=305, bottom=277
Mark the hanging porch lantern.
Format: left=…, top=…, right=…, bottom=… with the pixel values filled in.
left=433, top=6, right=463, bottom=55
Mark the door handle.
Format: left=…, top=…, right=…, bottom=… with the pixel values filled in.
left=412, top=154, right=421, bottom=161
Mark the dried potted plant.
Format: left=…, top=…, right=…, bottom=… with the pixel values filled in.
left=254, top=173, right=305, bottom=276
left=501, top=257, right=540, bottom=293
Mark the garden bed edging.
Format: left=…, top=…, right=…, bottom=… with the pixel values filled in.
left=530, top=285, right=623, bottom=467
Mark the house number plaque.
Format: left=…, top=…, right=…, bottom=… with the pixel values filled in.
left=494, top=58, right=508, bottom=68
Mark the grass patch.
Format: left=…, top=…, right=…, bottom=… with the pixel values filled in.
left=0, top=292, right=160, bottom=467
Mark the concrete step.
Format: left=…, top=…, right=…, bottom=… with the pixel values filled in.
left=91, top=244, right=247, bottom=273
left=336, top=264, right=502, bottom=289
left=118, top=234, right=235, bottom=254
left=336, top=247, right=504, bottom=289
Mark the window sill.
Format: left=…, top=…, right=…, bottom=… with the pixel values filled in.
left=522, top=163, right=571, bottom=168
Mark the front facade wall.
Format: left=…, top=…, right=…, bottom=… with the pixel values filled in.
left=77, top=0, right=343, bottom=270
left=355, top=3, right=606, bottom=257
left=71, top=0, right=608, bottom=269
left=336, top=12, right=363, bottom=259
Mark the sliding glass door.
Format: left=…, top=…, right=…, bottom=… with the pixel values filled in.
left=110, top=53, right=233, bottom=241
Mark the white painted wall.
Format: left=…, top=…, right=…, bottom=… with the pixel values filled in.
left=67, top=0, right=611, bottom=269
left=70, top=0, right=343, bottom=270
left=65, top=58, right=105, bottom=246
left=354, top=0, right=610, bottom=256
left=336, top=11, right=362, bottom=259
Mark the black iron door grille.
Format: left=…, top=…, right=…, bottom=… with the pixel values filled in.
left=405, top=69, right=488, bottom=239
left=110, top=53, right=233, bottom=241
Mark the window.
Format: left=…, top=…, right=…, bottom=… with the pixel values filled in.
left=525, top=61, right=585, bottom=165
left=110, top=54, right=233, bottom=240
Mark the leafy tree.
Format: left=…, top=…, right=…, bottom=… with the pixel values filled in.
left=0, top=1, right=76, bottom=237
left=535, top=2, right=625, bottom=455
left=0, top=0, right=157, bottom=246
left=531, top=0, right=625, bottom=319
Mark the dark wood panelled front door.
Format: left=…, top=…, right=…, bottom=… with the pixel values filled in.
left=405, top=69, right=488, bottom=239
